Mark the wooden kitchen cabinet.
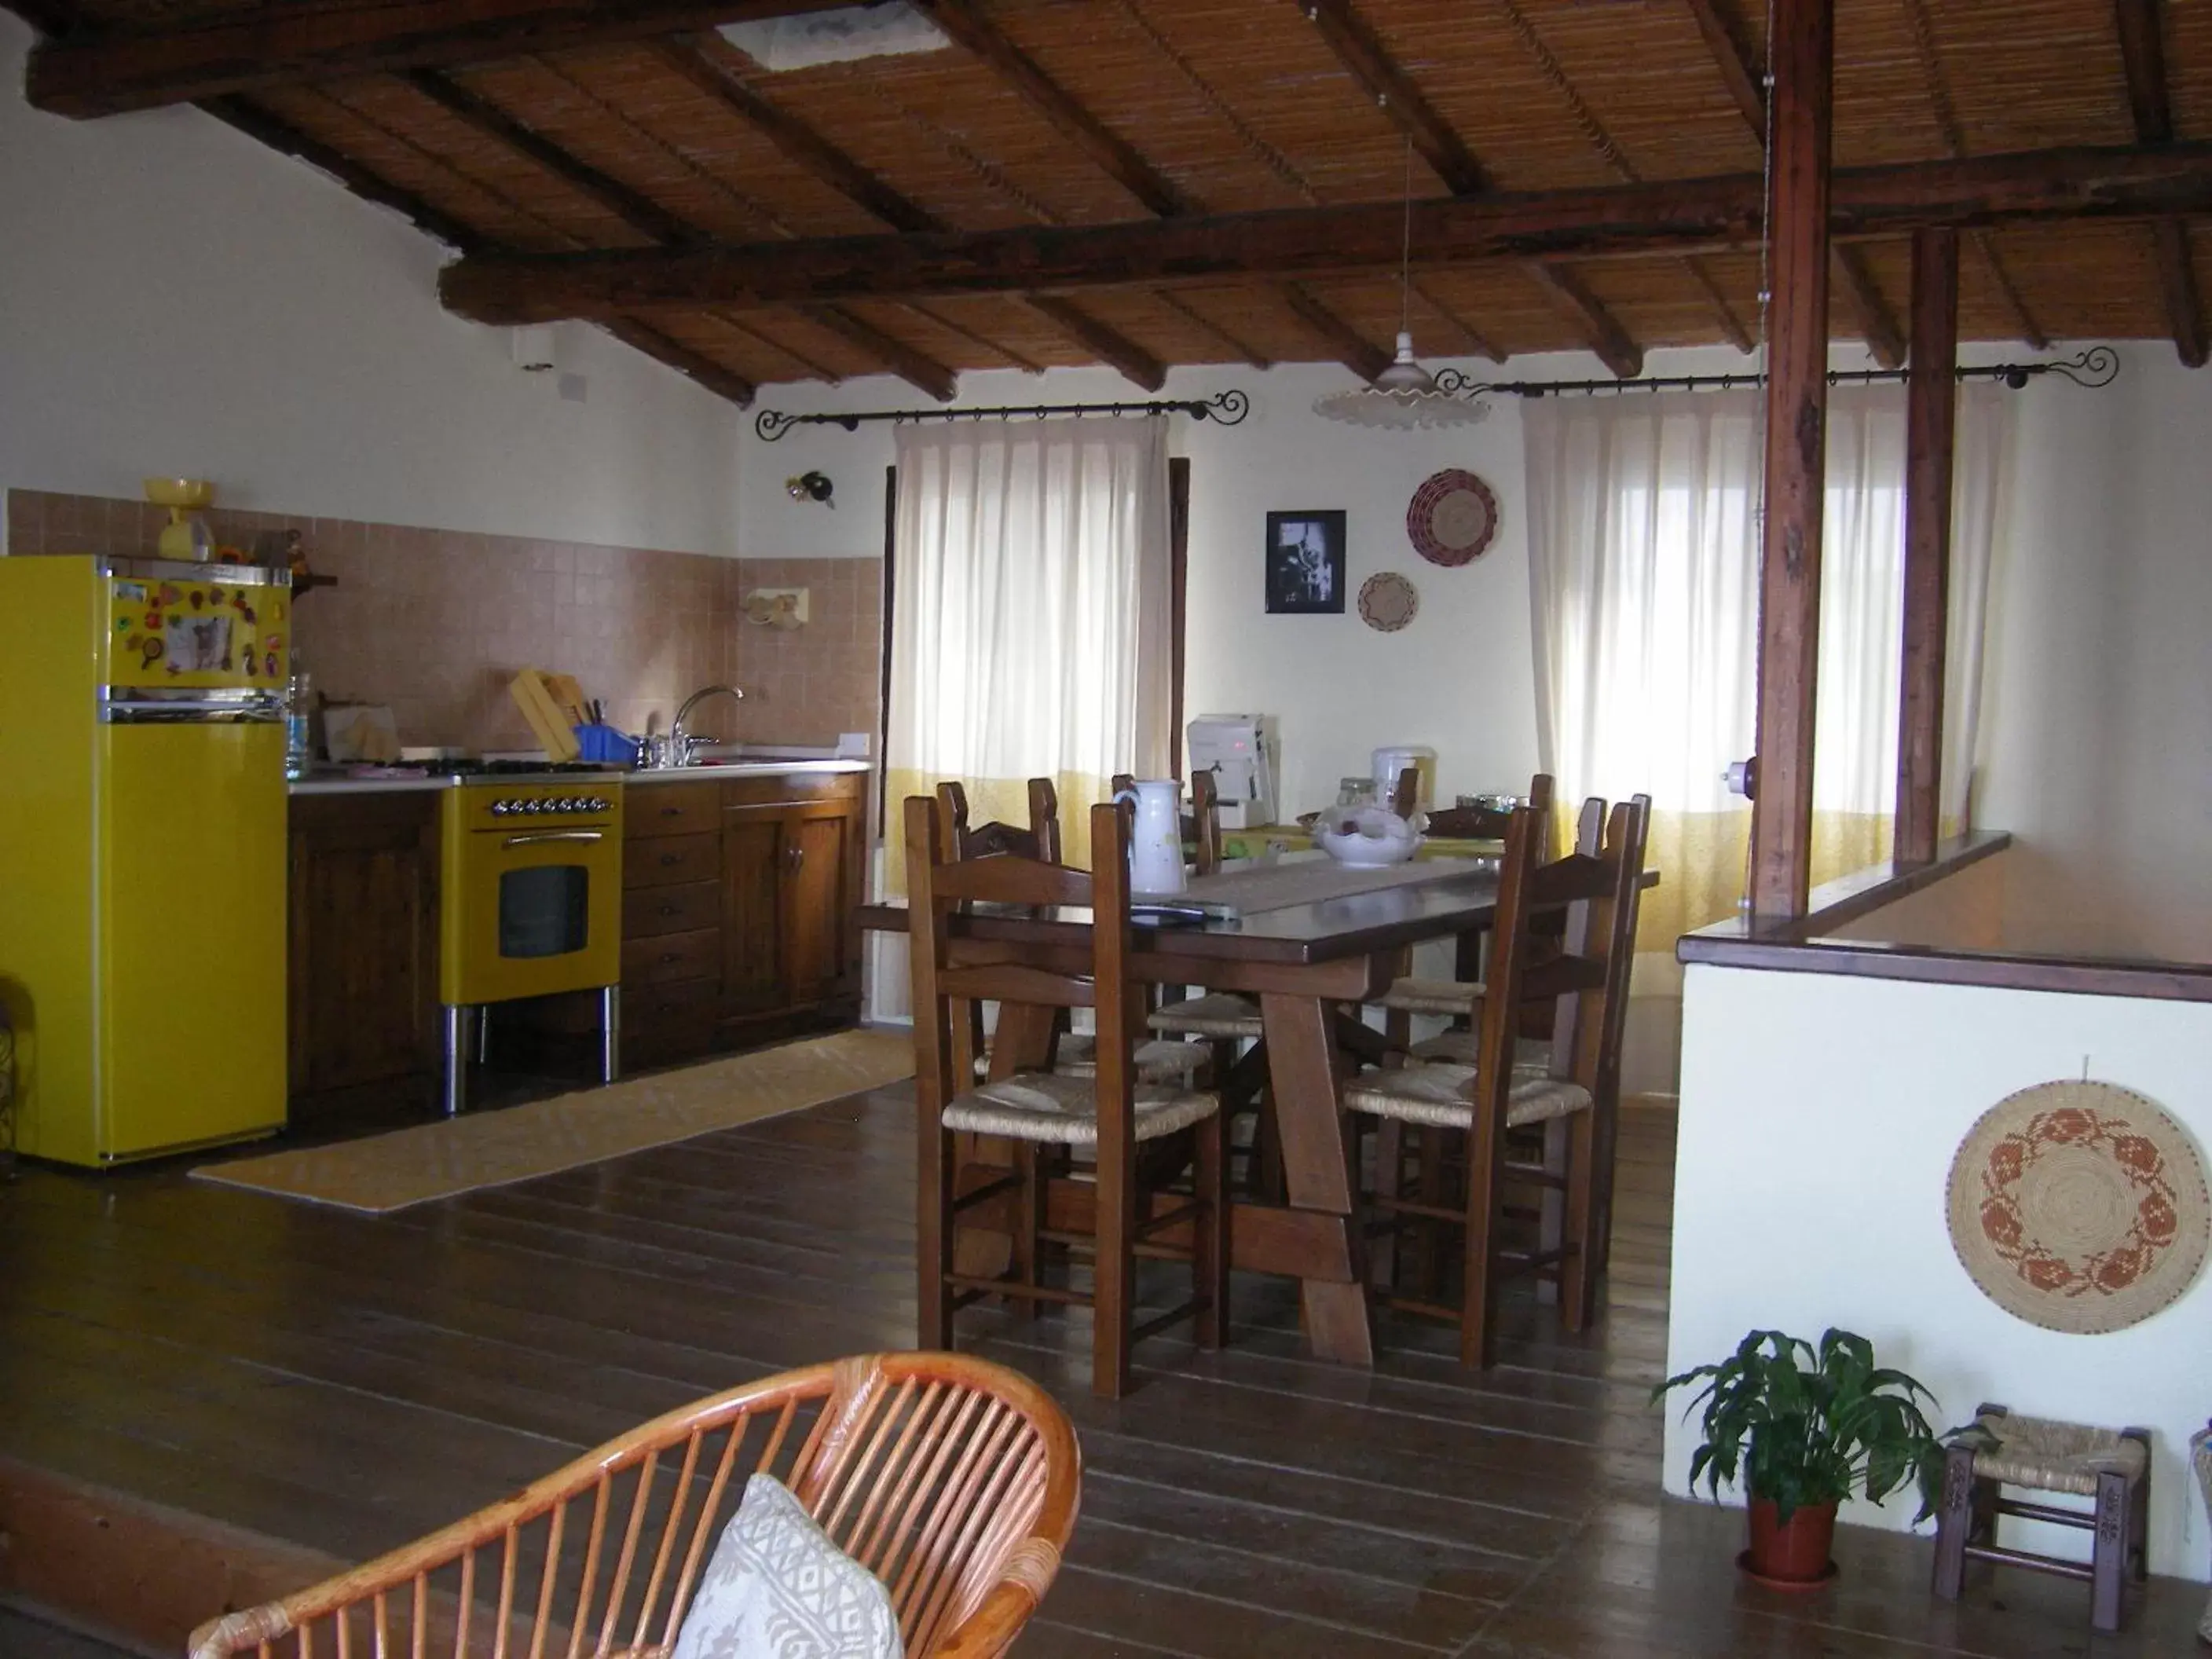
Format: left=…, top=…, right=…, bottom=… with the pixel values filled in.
left=618, top=771, right=868, bottom=1071
left=287, top=790, right=441, bottom=1111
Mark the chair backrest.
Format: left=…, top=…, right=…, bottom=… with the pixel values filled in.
left=907, top=796, right=1146, bottom=1140
left=1521, top=794, right=1652, bottom=1094
left=189, top=1352, right=1081, bottom=1659
left=1188, top=768, right=1224, bottom=877
left=936, top=778, right=1062, bottom=863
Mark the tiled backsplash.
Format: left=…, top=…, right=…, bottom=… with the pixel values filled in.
left=5, top=489, right=884, bottom=758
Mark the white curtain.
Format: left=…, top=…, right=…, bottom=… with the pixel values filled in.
left=1523, top=385, right=2010, bottom=1082
left=882, top=415, right=1173, bottom=885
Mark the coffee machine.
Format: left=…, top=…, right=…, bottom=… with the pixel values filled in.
left=1187, top=715, right=1278, bottom=829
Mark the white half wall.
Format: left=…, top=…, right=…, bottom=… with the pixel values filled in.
left=1976, top=343, right=2212, bottom=963
left=0, top=13, right=742, bottom=555
left=1669, top=959, right=2212, bottom=1579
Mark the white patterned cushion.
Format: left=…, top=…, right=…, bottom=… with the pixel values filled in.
left=671, top=1474, right=900, bottom=1659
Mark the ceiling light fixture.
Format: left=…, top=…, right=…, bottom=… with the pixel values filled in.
left=1314, top=141, right=1487, bottom=430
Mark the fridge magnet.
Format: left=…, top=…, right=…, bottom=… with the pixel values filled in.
left=1265, top=510, right=1346, bottom=614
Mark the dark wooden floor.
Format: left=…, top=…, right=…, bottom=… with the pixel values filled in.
left=0, top=1086, right=2203, bottom=1657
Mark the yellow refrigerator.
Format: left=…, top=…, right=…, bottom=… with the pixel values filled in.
left=0, top=555, right=291, bottom=1166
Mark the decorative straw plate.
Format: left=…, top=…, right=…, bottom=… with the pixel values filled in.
left=1358, top=571, right=1419, bottom=632
left=1946, top=1079, right=2209, bottom=1335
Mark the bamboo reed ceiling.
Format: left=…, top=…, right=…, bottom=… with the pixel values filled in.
left=13, top=0, right=2211, bottom=402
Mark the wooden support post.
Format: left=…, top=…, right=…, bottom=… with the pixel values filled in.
left=1749, top=0, right=1835, bottom=917
left=1896, top=227, right=1959, bottom=863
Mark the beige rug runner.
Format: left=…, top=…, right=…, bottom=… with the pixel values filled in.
left=192, top=1028, right=915, bottom=1215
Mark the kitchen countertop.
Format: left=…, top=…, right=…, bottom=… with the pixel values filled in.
left=287, top=757, right=871, bottom=797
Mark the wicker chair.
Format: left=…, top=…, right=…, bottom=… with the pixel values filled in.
left=186, top=1352, right=1081, bottom=1659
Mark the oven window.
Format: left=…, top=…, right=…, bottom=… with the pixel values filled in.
left=500, top=866, right=589, bottom=958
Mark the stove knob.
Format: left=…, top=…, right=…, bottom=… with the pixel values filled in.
left=490, top=800, right=513, bottom=816
left=558, top=797, right=580, bottom=813
left=588, top=797, right=610, bottom=812
left=522, top=799, right=544, bottom=815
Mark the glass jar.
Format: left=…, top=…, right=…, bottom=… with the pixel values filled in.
left=1335, top=776, right=1376, bottom=811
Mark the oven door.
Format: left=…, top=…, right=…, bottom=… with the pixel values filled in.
left=445, top=826, right=623, bottom=1005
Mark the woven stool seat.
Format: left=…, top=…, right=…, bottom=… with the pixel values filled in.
left=1407, top=1030, right=1552, bottom=1074
left=1052, top=1036, right=1213, bottom=1086
left=942, top=1071, right=1219, bottom=1145
left=1964, top=1412, right=2150, bottom=1498
left=1147, top=992, right=1263, bottom=1039
left=1376, top=977, right=1485, bottom=1017
left=1342, top=1060, right=1591, bottom=1131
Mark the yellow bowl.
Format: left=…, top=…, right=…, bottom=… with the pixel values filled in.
left=143, top=477, right=214, bottom=510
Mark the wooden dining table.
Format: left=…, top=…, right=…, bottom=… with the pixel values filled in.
left=859, top=850, right=1532, bottom=1368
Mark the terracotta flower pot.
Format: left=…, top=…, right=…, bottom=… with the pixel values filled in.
left=1741, top=1496, right=1838, bottom=1587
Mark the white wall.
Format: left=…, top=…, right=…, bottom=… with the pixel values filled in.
left=0, top=12, right=742, bottom=555
left=1670, top=961, right=2212, bottom=1579
left=1976, top=344, right=2212, bottom=963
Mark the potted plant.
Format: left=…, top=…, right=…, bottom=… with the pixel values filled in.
left=1653, top=1328, right=1947, bottom=1587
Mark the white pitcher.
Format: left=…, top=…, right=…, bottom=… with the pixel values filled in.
left=1114, top=778, right=1187, bottom=894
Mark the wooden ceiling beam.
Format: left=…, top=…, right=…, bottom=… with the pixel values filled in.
left=24, top=0, right=855, bottom=118
left=661, top=38, right=1164, bottom=388
left=2152, top=218, right=2209, bottom=365
left=1523, top=264, right=1643, bottom=378
left=1832, top=245, right=1906, bottom=366
left=1022, top=297, right=1167, bottom=388
left=654, top=40, right=939, bottom=236
left=799, top=305, right=958, bottom=401
left=604, top=318, right=759, bottom=405
left=1301, top=0, right=1486, bottom=195
left=928, top=0, right=1191, bottom=218
left=404, top=68, right=699, bottom=247
left=2114, top=1, right=2206, bottom=364
left=1280, top=284, right=1391, bottom=381
left=1684, top=0, right=1767, bottom=135
left=415, top=60, right=955, bottom=399
left=441, top=140, right=2212, bottom=321
left=201, top=93, right=486, bottom=251
left=930, top=0, right=1386, bottom=379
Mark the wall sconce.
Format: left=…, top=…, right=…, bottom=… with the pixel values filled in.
left=744, top=588, right=809, bottom=630
left=786, top=470, right=835, bottom=507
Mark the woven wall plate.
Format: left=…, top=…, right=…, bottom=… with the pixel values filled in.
left=1406, top=468, right=1500, bottom=566
left=1946, top=1079, right=2210, bottom=1335
left=1358, top=571, right=1419, bottom=632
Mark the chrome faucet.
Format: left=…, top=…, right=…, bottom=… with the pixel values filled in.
left=669, top=683, right=745, bottom=767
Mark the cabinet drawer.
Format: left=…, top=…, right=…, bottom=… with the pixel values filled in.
left=624, top=877, right=720, bottom=937
left=723, top=771, right=866, bottom=811
left=625, top=783, right=720, bottom=837
left=624, top=831, right=720, bottom=888
left=624, top=974, right=720, bottom=1031
left=621, top=976, right=718, bottom=1070
left=624, top=927, right=720, bottom=987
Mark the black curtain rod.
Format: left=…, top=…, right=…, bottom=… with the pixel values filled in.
left=1441, top=345, right=2119, bottom=399
left=755, top=389, right=1249, bottom=441
left=753, top=347, right=2118, bottom=438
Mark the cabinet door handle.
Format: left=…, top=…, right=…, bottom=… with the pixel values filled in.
left=659, top=950, right=681, bottom=964
left=657, top=903, right=680, bottom=917
left=660, top=805, right=684, bottom=817
left=786, top=843, right=805, bottom=870
left=660, top=851, right=684, bottom=866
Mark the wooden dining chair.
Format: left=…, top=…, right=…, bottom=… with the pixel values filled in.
left=907, top=796, right=1231, bottom=1399
left=191, top=1352, right=1081, bottom=1659
left=1342, top=793, right=1651, bottom=1368
left=938, top=777, right=1212, bottom=1092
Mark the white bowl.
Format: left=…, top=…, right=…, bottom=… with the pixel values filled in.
left=1312, top=807, right=1419, bottom=867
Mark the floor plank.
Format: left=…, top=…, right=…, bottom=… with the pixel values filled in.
left=0, top=1092, right=2199, bottom=1657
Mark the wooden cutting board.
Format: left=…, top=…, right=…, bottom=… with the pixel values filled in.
left=508, top=668, right=580, bottom=762
left=544, top=672, right=590, bottom=727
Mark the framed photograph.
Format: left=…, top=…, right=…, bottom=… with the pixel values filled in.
left=1265, top=510, right=1346, bottom=614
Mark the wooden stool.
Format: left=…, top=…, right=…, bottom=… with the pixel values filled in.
left=1931, top=1404, right=2151, bottom=1632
